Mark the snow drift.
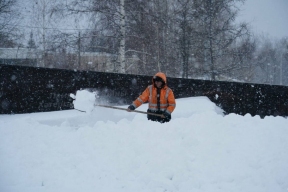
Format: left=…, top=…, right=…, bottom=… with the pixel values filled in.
left=0, top=91, right=288, bottom=192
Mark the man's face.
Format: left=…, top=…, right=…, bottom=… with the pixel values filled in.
left=155, top=80, right=163, bottom=88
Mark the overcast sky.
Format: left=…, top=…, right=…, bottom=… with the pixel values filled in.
left=238, top=0, right=288, bottom=39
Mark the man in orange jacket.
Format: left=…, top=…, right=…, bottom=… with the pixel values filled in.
left=127, top=72, right=176, bottom=123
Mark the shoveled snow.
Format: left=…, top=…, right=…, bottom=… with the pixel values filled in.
left=0, top=90, right=288, bottom=192
left=70, top=90, right=98, bottom=113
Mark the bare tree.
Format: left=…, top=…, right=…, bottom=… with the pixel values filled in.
left=0, top=0, right=19, bottom=47
left=276, top=38, right=288, bottom=85
left=191, top=0, right=249, bottom=80
left=282, top=38, right=288, bottom=85
left=226, top=36, right=256, bottom=82
left=172, top=0, right=194, bottom=78
left=49, top=0, right=255, bottom=80
left=252, top=37, right=278, bottom=84
left=124, top=0, right=179, bottom=75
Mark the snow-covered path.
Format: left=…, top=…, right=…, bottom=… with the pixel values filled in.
left=1, top=96, right=288, bottom=192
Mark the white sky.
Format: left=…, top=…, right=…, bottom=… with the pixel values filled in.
left=0, top=90, right=288, bottom=191
left=238, top=0, right=288, bottom=39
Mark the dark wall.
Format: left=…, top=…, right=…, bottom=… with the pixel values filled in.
left=0, top=64, right=151, bottom=114
left=1, top=64, right=288, bottom=117
left=169, top=79, right=288, bottom=117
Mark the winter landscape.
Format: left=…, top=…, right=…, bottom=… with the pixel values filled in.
left=1, top=0, right=288, bottom=191
left=1, top=90, right=288, bottom=192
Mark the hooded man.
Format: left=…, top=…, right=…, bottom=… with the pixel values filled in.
left=127, top=72, right=176, bottom=123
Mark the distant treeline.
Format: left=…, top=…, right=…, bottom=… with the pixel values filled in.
left=1, top=0, right=288, bottom=86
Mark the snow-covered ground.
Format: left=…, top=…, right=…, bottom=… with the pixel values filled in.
left=1, top=90, right=288, bottom=192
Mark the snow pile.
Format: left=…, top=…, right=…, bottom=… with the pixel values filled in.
left=70, top=90, right=98, bottom=113
left=0, top=97, right=288, bottom=192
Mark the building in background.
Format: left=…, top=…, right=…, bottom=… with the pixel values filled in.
left=0, top=48, right=140, bottom=74
left=0, top=48, right=40, bottom=67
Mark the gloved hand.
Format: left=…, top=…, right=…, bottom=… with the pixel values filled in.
left=162, top=110, right=171, bottom=120
left=127, top=105, right=135, bottom=112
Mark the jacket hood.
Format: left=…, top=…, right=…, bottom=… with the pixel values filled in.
left=152, top=72, right=167, bottom=85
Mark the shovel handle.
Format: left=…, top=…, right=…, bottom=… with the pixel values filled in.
left=95, top=104, right=164, bottom=117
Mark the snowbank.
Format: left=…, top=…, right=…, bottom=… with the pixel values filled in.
left=0, top=96, right=288, bottom=192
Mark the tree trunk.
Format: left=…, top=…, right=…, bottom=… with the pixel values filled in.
left=119, top=0, right=126, bottom=73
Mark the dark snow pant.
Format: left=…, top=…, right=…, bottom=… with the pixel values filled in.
left=147, top=109, right=171, bottom=123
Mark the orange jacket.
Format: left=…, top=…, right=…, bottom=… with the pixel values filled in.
left=132, top=72, right=176, bottom=114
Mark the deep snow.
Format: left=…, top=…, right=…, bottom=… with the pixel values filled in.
left=0, top=90, right=288, bottom=192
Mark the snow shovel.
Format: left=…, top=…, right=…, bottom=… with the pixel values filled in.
left=95, top=104, right=164, bottom=117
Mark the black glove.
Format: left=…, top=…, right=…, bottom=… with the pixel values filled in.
left=162, top=110, right=171, bottom=119
left=128, top=105, right=135, bottom=110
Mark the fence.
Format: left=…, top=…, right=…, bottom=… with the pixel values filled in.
left=1, top=64, right=288, bottom=117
